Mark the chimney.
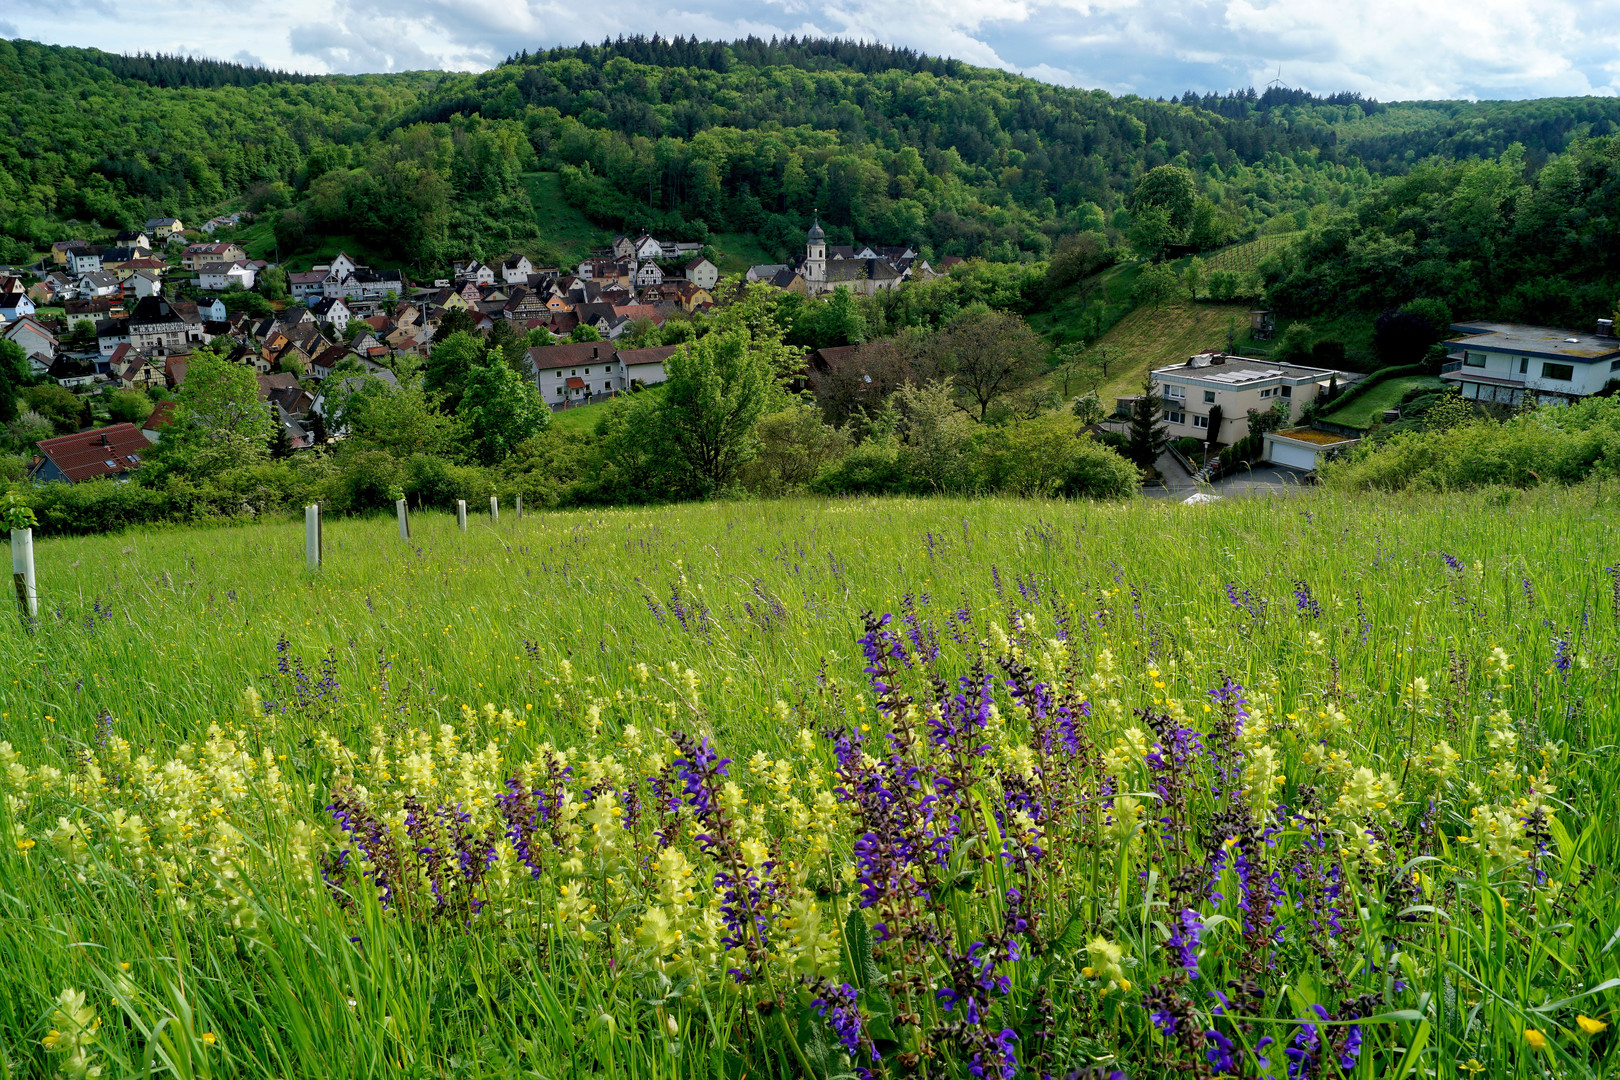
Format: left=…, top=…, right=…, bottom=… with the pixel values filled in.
left=1598, top=318, right=1615, bottom=339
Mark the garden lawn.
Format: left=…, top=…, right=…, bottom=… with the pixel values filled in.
left=1320, top=374, right=1448, bottom=430
left=0, top=489, right=1617, bottom=1080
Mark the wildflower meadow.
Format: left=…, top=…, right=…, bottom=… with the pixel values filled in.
left=1, top=488, right=1618, bottom=1080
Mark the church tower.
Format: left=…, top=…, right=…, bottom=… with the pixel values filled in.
left=805, top=213, right=826, bottom=286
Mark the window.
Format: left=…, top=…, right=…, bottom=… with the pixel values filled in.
left=1464, top=351, right=1486, bottom=368
left=1542, top=362, right=1574, bottom=381
left=1167, top=410, right=1186, bottom=425
left=1193, top=415, right=1210, bottom=430
left=1281, top=385, right=1292, bottom=398
left=1611, top=358, right=1620, bottom=371
left=1203, top=390, right=1216, bottom=403
left=1163, top=384, right=1184, bottom=399
left=1521, top=357, right=1529, bottom=374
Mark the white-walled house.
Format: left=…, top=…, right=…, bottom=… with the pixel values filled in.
left=525, top=341, right=625, bottom=404
left=631, top=235, right=663, bottom=262
left=616, top=344, right=676, bottom=388
left=1441, top=321, right=1620, bottom=405
left=1150, top=354, right=1361, bottom=445
left=0, top=293, right=36, bottom=322
left=310, top=297, right=352, bottom=334
left=5, top=317, right=57, bottom=364
left=197, top=262, right=257, bottom=291
left=500, top=254, right=533, bottom=284
left=67, top=248, right=104, bottom=275
left=635, top=262, right=664, bottom=287
left=685, top=256, right=718, bottom=289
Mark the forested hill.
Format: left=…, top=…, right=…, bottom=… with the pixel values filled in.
left=401, top=35, right=1373, bottom=258
left=2, top=33, right=1619, bottom=275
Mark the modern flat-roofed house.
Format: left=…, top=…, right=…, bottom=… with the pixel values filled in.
left=1441, top=321, right=1620, bottom=405
left=1150, top=353, right=1362, bottom=445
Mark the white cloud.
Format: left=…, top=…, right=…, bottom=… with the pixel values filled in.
left=3, top=0, right=1620, bottom=100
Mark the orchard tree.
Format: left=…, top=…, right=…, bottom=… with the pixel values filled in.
left=162, top=346, right=274, bottom=473
left=457, top=349, right=548, bottom=464
left=424, top=329, right=484, bottom=410
left=657, top=329, right=770, bottom=496
left=935, top=308, right=1044, bottom=421
left=1185, top=256, right=1206, bottom=300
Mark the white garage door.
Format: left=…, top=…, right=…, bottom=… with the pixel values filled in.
left=1266, top=439, right=1319, bottom=471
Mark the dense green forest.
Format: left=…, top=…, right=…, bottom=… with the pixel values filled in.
left=3, top=34, right=1620, bottom=281
left=1261, top=137, right=1620, bottom=329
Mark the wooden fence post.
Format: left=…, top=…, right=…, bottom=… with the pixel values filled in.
left=11, top=527, right=36, bottom=625
left=305, top=505, right=321, bottom=570
left=396, top=498, right=410, bottom=541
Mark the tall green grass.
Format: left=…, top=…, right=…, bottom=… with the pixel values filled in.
left=0, top=488, right=1616, bottom=1079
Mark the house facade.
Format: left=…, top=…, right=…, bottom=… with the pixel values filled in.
left=1151, top=354, right=1362, bottom=445
left=685, top=257, right=718, bottom=289
left=67, top=248, right=103, bottom=275
left=145, top=217, right=184, bottom=240
left=0, top=294, right=36, bottom=322
left=1441, top=321, right=1620, bottom=405
left=501, top=254, right=533, bottom=284
left=525, top=342, right=624, bottom=404
left=182, top=242, right=247, bottom=270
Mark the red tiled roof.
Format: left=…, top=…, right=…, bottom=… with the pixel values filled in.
left=144, top=400, right=178, bottom=431
left=35, top=424, right=149, bottom=483
left=616, top=345, right=680, bottom=367
left=525, top=341, right=609, bottom=371
left=565, top=377, right=585, bottom=389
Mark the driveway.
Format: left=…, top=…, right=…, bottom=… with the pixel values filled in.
left=1143, top=456, right=1314, bottom=500
left=1209, top=463, right=1315, bottom=496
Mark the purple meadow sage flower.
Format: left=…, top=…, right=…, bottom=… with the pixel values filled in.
left=1168, top=908, right=1202, bottom=979
left=808, top=980, right=879, bottom=1072
left=1203, top=1028, right=1236, bottom=1073
left=670, top=734, right=731, bottom=826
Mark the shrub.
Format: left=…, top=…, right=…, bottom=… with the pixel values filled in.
left=1322, top=398, right=1620, bottom=491
left=809, top=439, right=913, bottom=496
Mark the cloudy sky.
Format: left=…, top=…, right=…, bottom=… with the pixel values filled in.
left=5, top=0, right=1620, bottom=100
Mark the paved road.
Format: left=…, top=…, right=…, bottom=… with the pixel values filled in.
left=1143, top=454, right=1313, bottom=500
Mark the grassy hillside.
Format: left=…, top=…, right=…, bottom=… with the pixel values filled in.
left=523, top=171, right=615, bottom=266
left=1202, top=231, right=1298, bottom=274
left=0, top=489, right=1616, bottom=1078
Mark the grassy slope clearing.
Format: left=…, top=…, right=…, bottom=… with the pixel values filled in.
left=524, top=171, right=616, bottom=267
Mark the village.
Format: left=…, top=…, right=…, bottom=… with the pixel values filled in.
left=0, top=213, right=958, bottom=481
left=3, top=210, right=1617, bottom=489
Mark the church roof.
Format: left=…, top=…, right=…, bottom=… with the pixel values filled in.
left=807, top=215, right=825, bottom=242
